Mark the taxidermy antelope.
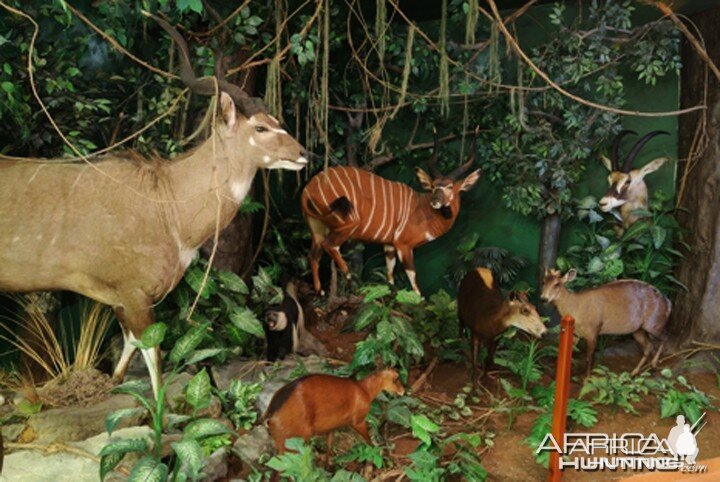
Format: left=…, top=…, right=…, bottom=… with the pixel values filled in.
left=457, top=268, right=546, bottom=386
left=541, top=269, right=671, bottom=378
left=264, top=369, right=405, bottom=454
left=301, top=131, right=480, bottom=295
left=0, top=13, right=307, bottom=398
left=598, top=130, right=670, bottom=229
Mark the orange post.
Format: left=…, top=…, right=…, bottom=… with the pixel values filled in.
left=547, top=315, right=575, bottom=482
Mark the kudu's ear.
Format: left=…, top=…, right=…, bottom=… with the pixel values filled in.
left=459, top=169, right=481, bottom=192
left=601, top=155, right=613, bottom=172
left=220, top=92, right=237, bottom=129
left=634, top=156, right=669, bottom=181
left=415, top=167, right=434, bottom=191
left=562, top=269, right=577, bottom=283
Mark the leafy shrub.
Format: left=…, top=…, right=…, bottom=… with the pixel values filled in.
left=558, top=192, right=687, bottom=294
left=156, top=259, right=268, bottom=363
left=579, top=366, right=653, bottom=414
left=217, top=379, right=263, bottom=431
left=100, top=324, right=233, bottom=481
left=524, top=384, right=597, bottom=467
left=265, top=438, right=365, bottom=482
left=648, top=368, right=717, bottom=423
left=447, top=234, right=529, bottom=289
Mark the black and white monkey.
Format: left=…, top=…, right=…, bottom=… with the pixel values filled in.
left=264, top=281, right=325, bottom=361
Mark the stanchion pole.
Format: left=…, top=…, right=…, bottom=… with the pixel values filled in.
left=548, top=315, right=575, bottom=482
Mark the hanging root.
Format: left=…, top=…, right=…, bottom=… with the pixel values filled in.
left=439, top=0, right=450, bottom=116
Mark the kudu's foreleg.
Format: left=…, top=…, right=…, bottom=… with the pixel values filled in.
left=114, top=298, right=162, bottom=398
left=395, top=245, right=420, bottom=294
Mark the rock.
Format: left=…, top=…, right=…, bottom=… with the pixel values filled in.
left=203, top=447, right=229, bottom=481
left=164, top=372, right=193, bottom=410
left=26, top=393, right=144, bottom=444
left=232, top=425, right=274, bottom=464
left=0, top=426, right=153, bottom=482
left=0, top=424, right=25, bottom=442
left=212, top=356, right=326, bottom=393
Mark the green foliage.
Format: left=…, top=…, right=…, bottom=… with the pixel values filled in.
left=265, top=438, right=365, bottom=482
left=579, top=366, right=652, bottom=414
left=524, top=383, right=598, bottom=467
left=495, top=330, right=557, bottom=394
left=343, top=286, right=426, bottom=379
left=156, top=259, right=264, bottom=364
left=558, top=192, right=687, bottom=294
left=650, top=368, right=716, bottom=423
left=100, top=323, right=233, bottom=481
left=217, top=379, right=263, bottom=430
left=334, top=443, right=385, bottom=469
left=481, top=2, right=679, bottom=219
left=447, top=234, right=529, bottom=288
left=405, top=413, right=487, bottom=481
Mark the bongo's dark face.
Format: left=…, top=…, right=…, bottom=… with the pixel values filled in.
left=265, top=310, right=288, bottom=331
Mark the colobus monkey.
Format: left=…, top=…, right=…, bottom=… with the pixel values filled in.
left=264, top=281, right=325, bottom=361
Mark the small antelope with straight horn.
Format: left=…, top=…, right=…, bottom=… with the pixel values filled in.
left=301, top=131, right=480, bottom=294
left=0, top=13, right=307, bottom=398
left=541, top=269, right=671, bottom=378
left=598, top=130, right=670, bottom=229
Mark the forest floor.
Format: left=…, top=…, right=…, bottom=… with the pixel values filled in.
left=305, top=295, right=720, bottom=482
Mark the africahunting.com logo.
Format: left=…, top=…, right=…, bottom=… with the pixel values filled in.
left=537, top=413, right=708, bottom=473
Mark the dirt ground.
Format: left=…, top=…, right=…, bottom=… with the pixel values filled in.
left=303, top=296, right=720, bottom=481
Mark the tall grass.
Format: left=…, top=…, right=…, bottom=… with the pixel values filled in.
left=0, top=295, right=113, bottom=382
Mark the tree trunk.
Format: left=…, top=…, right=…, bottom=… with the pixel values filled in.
left=201, top=50, right=257, bottom=275
left=672, top=8, right=720, bottom=343
left=537, top=213, right=561, bottom=312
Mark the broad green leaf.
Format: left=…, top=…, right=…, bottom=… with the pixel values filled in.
left=230, top=307, right=265, bottom=338
left=186, top=368, right=212, bottom=410
left=99, top=452, right=125, bottom=481
left=184, top=267, right=218, bottom=299
left=135, top=323, right=166, bottom=349
left=330, top=471, right=366, bottom=482
left=172, top=439, right=205, bottom=477
left=105, top=407, right=145, bottom=436
left=353, top=305, right=380, bottom=331
left=176, top=0, right=202, bottom=13
left=165, top=413, right=192, bottom=429
left=112, top=379, right=151, bottom=397
left=99, top=438, right=149, bottom=457
left=184, top=418, right=230, bottom=440
left=359, top=284, right=391, bottom=302
left=395, top=290, right=422, bottom=305
left=410, top=414, right=439, bottom=446
left=184, top=348, right=226, bottom=365
left=216, top=270, right=249, bottom=294
left=169, top=322, right=210, bottom=364
left=128, top=456, right=168, bottom=482
left=651, top=225, right=667, bottom=249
